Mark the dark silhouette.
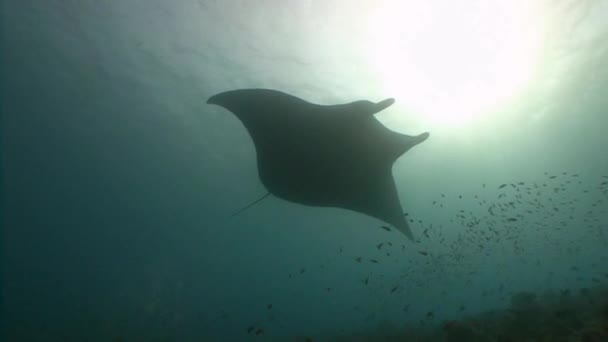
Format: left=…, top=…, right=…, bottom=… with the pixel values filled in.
left=208, top=89, right=429, bottom=241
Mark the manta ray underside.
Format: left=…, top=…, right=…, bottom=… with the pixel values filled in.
left=207, top=89, right=429, bottom=241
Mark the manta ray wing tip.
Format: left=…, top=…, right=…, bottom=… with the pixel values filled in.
left=207, top=94, right=218, bottom=105
left=393, top=221, right=416, bottom=242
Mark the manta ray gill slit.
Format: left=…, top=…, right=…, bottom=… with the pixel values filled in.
left=365, top=0, right=544, bottom=129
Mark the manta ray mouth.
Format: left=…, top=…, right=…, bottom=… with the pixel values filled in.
left=374, top=98, right=396, bottom=113
left=418, top=132, right=430, bottom=143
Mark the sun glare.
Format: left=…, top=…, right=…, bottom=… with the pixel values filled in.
left=366, top=0, right=544, bottom=128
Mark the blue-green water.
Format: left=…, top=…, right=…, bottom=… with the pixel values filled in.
left=3, top=1, right=608, bottom=341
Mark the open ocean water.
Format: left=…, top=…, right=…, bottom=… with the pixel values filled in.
left=3, top=1, right=608, bottom=341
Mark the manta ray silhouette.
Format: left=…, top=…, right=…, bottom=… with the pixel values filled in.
left=207, top=89, right=429, bottom=241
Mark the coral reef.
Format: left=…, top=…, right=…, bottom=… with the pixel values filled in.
left=323, top=284, right=608, bottom=342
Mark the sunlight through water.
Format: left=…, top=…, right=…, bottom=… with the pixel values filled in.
left=366, top=0, right=546, bottom=129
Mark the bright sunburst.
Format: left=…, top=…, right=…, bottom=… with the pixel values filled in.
left=366, top=0, right=544, bottom=128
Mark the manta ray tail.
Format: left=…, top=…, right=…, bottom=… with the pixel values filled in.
left=231, top=192, right=271, bottom=217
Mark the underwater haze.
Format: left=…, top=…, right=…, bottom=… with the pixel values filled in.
left=3, top=0, right=608, bottom=341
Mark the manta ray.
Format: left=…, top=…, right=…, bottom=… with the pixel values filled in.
left=207, top=89, right=429, bottom=241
